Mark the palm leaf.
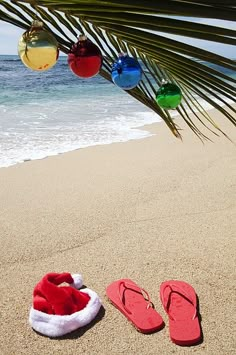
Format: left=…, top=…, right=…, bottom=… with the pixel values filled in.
left=0, top=0, right=235, bottom=139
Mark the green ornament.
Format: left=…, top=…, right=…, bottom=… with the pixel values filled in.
left=156, top=82, right=182, bottom=110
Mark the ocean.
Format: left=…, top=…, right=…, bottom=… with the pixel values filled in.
left=0, top=55, right=235, bottom=168
left=0, top=55, right=162, bottom=168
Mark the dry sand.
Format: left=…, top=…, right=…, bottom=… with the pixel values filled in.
left=0, top=108, right=235, bottom=355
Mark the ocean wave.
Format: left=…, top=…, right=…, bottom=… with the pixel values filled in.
left=0, top=58, right=21, bottom=62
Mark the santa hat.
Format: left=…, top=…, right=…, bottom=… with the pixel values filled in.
left=29, top=272, right=102, bottom=337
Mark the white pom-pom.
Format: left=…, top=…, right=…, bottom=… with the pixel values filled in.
left=71, top=274, right=83, bottom=289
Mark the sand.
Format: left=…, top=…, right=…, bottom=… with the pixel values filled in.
left=0, top=107, right=235, bottom=355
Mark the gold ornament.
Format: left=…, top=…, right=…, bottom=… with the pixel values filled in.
left=18, top=20, right=59, bottom=71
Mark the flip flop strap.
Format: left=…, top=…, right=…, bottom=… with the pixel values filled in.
left=161, top=284, right=197, bottom=321
left=118, top=281, right=153, bottom=315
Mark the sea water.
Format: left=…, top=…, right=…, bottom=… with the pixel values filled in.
left=0, top=55, right=162, bottom=168
left=0, top=55, right=235, bottom=168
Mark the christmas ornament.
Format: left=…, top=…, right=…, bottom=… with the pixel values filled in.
left=156, top=81, right=182, bottom=109
left=18, top=20, right=59, bottom=71
left=111, top=53, right=142, bottom=90
left=68, top=35, right=103, bottom=78
left=29, top=272, right=102, bottom=337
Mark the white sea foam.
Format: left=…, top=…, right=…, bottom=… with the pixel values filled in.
left=0, top=99, right=161, bottom=168
left=0, top=95, right=234, bottom=168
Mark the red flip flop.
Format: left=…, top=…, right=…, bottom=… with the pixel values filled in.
left=160, top=280, right=201, bottom=346
left=106, top=279, right=164, bottom=333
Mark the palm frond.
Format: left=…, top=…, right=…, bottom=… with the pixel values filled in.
left=0, top=0, right=235, bottom=139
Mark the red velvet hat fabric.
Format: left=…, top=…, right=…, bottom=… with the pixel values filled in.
left=33, top=272, right=90, bottom=315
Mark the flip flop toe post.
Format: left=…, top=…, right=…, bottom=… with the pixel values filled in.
left=106, top=279, right=164, bottom=334
left=160, top=280, right=201, bottom=346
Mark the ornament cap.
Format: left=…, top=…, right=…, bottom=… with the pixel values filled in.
left=118, top=52, right=128, bottom=58
left=31, top=20, right=44, bottom=29
left=78, top=34, right=87, bottom=41
left=161, top=78, right=168, bottom=85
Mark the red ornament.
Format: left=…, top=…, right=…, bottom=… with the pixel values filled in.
left=68, top=35, right=102, bottom=78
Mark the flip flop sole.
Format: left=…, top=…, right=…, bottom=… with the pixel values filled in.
left=160, top=280, right=201, bottom=346
left=106, top=279, right=164, bottom=334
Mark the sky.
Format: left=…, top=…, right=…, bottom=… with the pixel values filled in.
left=0, top=18, right=235, bottom=59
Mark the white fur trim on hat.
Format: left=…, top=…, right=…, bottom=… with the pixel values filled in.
left=29, top=288, right=102, bottom=337
left=70, top=274, right=83, bottom=289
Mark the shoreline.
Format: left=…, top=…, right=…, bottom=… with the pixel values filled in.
left=0, top=105, right=236, bottom=354
left=1, top=103, right=235, bottom=170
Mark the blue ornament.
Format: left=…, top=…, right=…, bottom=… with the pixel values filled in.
left=111, top=53, right=142, bottom=90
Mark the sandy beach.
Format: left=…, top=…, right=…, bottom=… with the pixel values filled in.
left=0, top=107, right=235, bottom=355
